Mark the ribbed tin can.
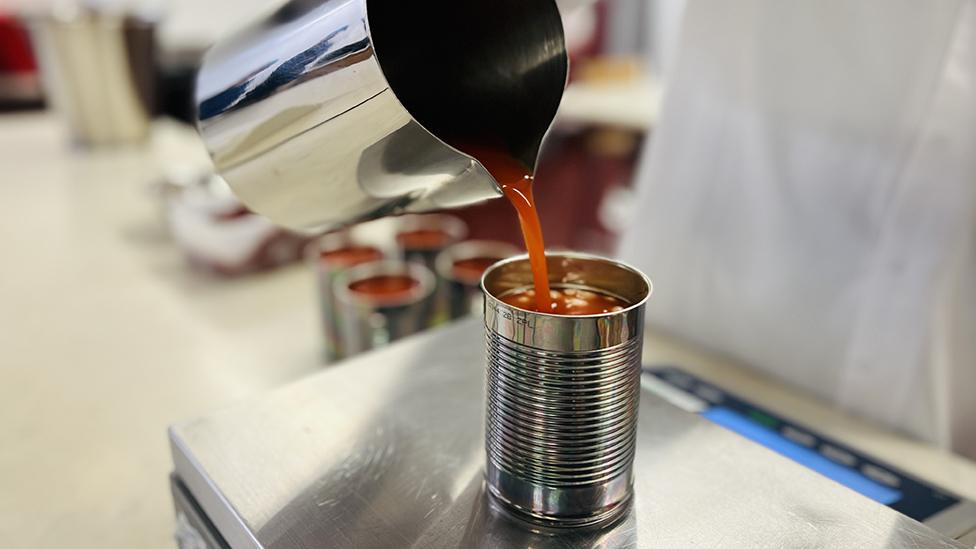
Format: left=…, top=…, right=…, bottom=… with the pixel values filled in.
left=481, top=253, right=651, bottom=529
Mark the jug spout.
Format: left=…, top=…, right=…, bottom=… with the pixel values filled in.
left=195, top=0, right=568, bottom=234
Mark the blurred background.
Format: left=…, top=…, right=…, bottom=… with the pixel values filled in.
left=1, top=0, right=975, bottom=547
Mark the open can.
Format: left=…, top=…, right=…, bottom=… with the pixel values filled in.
left=334, top=260, right=437, bottom=356
left=481, top=252, right=652, bottom=528
left=309, top=232, right=386, bottom=361
left=395, top=214, right=467, bottom=325
left=435, top=240, right=520, bottom=320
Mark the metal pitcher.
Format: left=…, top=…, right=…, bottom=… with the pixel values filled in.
left=195, top=0, right=568, bottom=233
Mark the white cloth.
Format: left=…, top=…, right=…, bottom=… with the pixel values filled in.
left=620, top=0, right=976, bottom=457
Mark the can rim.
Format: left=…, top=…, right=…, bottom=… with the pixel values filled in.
left=334, top=259, right=436, bottom=308
left=394, top=214, right=469, bottom=251
left=480, top=252, right=652, bottom=320
left=435, top=240, right=522, bottom=284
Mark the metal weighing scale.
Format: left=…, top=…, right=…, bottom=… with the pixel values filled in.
left=169, top=320, right=974, bottom=548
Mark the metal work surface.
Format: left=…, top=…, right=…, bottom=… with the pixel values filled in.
left=170, top=320, right=964, bottom=549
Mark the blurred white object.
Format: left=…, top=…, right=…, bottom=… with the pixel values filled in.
left=647, top=0, right=686, bottom=80
left=29, top=5, right=156, bottom=146
left=559, top=76, right=661, bottom=131
left=154, top=0, right=275, bottom=52
left=620, top=0, right=976, bottom=458
left=167, top=175, right=310, bottom=276
left=605, top=0, right=686, bottom=81
left=560, top=1, right=597, bottom=55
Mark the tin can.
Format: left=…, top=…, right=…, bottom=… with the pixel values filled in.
left=309, top=232, right=385, bottom=362
left=395, top=214, right=467, bottom=325
left=194, top=0, right=567, bottom=233
left=334, top=260, right=437, bottom=356
left=435, top=240, right=520, bottom=320
left=396, top=214, right=468, bottom=270
left=481, top=252, right=652, bottom=528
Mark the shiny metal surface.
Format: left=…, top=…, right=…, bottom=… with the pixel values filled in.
left=928, top=500, right=976, bottom=541
left=960, top=528, right=976, bottom=548
left=483, top=253, right=651, bottom=352
left=170, top=320, right=964, bottom=549
left=195, top=0, right=568, bottom=233
left=30, top=10, right=155, bottom=146
left=333, top=260, right=436, bottom=356
left=395, top=214, right=467, bottom=325
left=436, top=240, right=521, bottom=320
left=481, top=254, right=650, bottom=527
left=171, top=476, right=230, bottom=549
left=309, top=232, right=387, bottom=361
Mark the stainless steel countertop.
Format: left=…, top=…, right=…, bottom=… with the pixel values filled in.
left=170, top=319, right=964, bottom=549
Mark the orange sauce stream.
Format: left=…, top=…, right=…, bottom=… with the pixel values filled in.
left=458, top=144, right=552, bottom=312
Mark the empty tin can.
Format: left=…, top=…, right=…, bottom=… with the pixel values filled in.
left=481, top=252, right=652, bottom=528
left=435, top=240, right=520, bottom=320
left=334, top=260, right=436, bottom=356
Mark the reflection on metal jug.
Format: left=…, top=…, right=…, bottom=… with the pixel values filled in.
left=195, top=0, right=568, bottom=233
left=30, top=9, right=155, bottom=147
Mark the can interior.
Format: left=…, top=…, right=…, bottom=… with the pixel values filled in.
left=336, top=260, right=435, bottom=307
left=483, top=254, right=652, bottom=310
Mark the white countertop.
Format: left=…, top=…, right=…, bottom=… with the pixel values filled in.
left=0, top=113, right=973, bottom=548
left=0, top=114, right=323, bottom=548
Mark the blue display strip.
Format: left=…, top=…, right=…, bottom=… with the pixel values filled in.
left=702, top=406, right=902, bottom=505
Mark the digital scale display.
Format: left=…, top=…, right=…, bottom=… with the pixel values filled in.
left=644, top=367, right=960, bottom=522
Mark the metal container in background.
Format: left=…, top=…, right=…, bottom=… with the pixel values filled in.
left=194, top=0, right=568, bottom=233
left=309, top=232, right=386, bottom=362
left=482, top=253, right=652, bottom=528
left=396, top=214, right=468, bottom=272
left=436, top=240, right=520, bottom=320
left=396, top=214, right=467, bottom=326
left=29, top=8, right=156, bottom=146
left=334, top=260, right=436, bottom=357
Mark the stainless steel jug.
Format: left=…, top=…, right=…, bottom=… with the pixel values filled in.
left=195, top=0, right=568, bottom=233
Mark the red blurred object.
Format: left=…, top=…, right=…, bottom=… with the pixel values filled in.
left=0, top=15, right=43, bottom=108
left=0, top=16, right=36, bottom=73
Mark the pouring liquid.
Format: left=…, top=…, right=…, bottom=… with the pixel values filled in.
left=458, top=145, right=553, bottom=312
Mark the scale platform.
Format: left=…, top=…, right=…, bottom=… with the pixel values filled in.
left=169, top=320, right=967, bottom=548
